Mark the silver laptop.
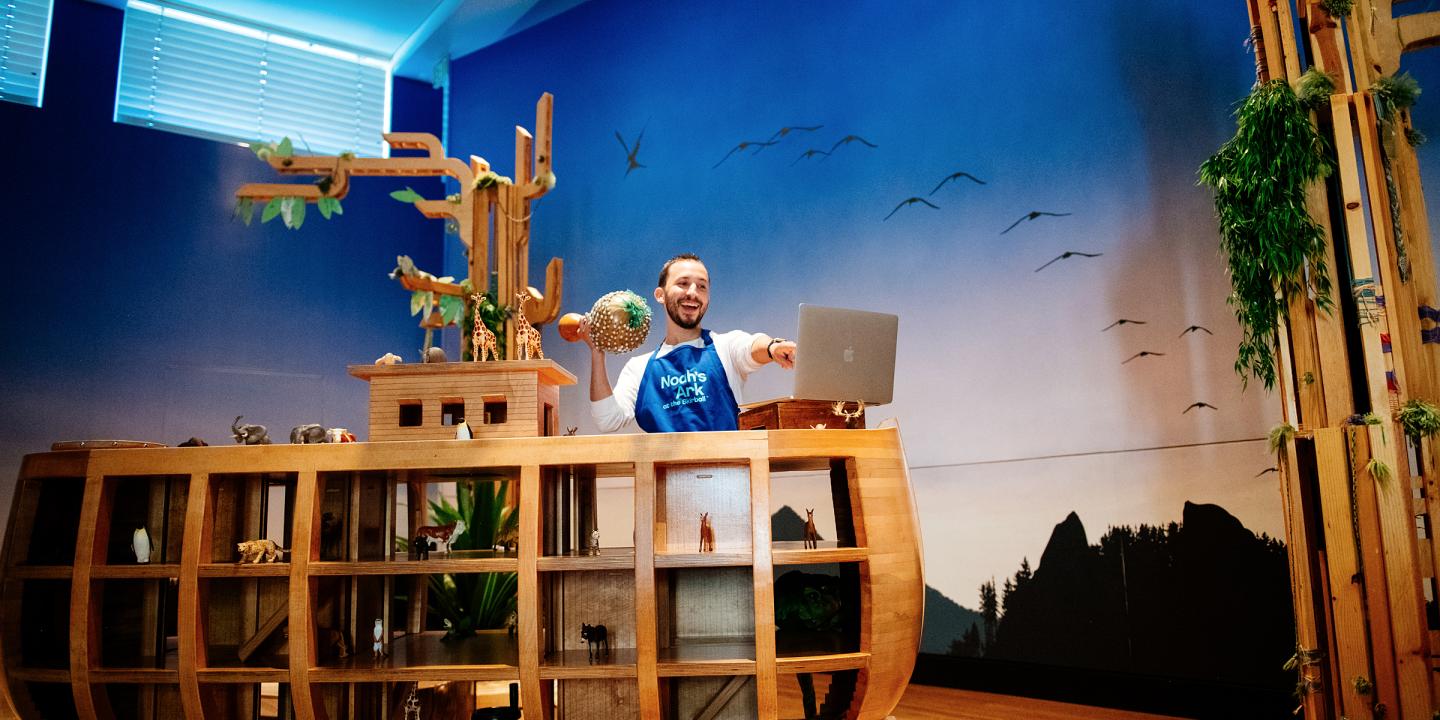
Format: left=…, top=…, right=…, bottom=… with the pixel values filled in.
left=789, top=304, right=899, bottom=405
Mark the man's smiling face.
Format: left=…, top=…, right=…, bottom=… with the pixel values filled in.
left=656, top=259, right=710, bottom=330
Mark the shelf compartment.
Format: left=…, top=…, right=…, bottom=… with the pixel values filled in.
left=207, top=473, right=297, bottom=565
left=537, top=547, right=634, bottom=571
left=557, top=677, right=639, bottom=717
left=90, top=563, right=182, bottom=579
left=656, top=567, right=755, bottom=672
left=21, top=681, right=79, bottom=719
left=309, top=555, right=517, bottom=575
left=98, top=474, right=188, bottom=566
left=661, top=674, right=757, bottom=719
left=656, top=463, right=752, bottom=555
left=95, top=579, right=179, bottom=670
left=17, top=579, right=71, bottom=670
left=771, top=541, right=867, bottom=566
left=4, top=565, right=73, bottom=579
left=10, top=477, right=84, bottom=566
left=200, top=681, right=293, bottom=718
left=309, top=631, right=519, bottom=682
left=200, top=577, right=290, bottom=670
left=98, top=682, right=184, bottom=718
left=541, top=569, right=635, bottom=680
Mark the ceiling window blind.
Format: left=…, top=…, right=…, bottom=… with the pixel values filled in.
left=115, top=0, right=391, bottom=157
left=0, top=0, right=55, bottom=107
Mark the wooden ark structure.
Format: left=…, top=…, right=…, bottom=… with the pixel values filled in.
left=1246, top=1, right=1440, bottom=718
left=0, top=428, right=922, bottom=720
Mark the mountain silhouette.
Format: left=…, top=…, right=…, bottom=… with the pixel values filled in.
left=922, top=585, right=982, bottom=654
left=981, top=502, right=1291, bottom=690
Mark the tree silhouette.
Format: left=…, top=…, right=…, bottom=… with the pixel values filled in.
left=948, top=623, right=982, bottom=658
left=979, top=580, right=999, bottom=652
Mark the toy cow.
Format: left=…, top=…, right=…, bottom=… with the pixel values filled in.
left=581, top=623, right=609, bottom=659
left=414, top=520, right=465, bottom=555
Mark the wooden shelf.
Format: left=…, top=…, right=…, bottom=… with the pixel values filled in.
left=8, top=667, right=70, bottom=683
left=768, top=457, right=834, bottom=473
left=90, top=563, right=181, bottom=579
left=654, top=551, right=751, bottom=569
left=771, top=542, right=867, bottom=565
left=89, top=668, right=178, bottom=683
left=775, top=652, right=869, bottom=674
left=198, top=563, right=289, bottom=577
left=309, top=556, right=518, bottom=576
left=657, top=640, right=757, bottom=677
left=307, top=631, right=519, bottom=683
left=3, top=565, right=73, bottom=579
left=195, top=667, right=289, bottom=683
left=539, top=647, right=638, bottom=679
left=537, top=547, right=635, bottom=572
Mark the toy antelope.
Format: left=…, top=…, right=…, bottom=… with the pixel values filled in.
left=803, top=508, right=820, bottom=549
left=699, top=512, right=715, bottom=553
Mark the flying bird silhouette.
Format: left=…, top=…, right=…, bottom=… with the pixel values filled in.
left=761, top=124, right=823, bottom=146
left=1002, top=211, right=1072, bottom=234
left=615, top=130, right=645, bottom=176
left=1101, top=319, right=1147, bottom=331
left=792, top=148, right=831, bottom=165
left=713, top=140, right=778, bottom=168
left=929, top=171, right=987, bottom=195
left=1121, top=351, right=1166, bottom=364
left=1179, top=325, right=1214, bottom=337
left=883, top=197, right=940, bottom=221
left=828, top=135, right=878, bottom=154
left=1255, top=466, right=1279, bottom=477
left=1034, top=251, right=1102, bottom=273
left=1183, top=402, right=1218, bottom=414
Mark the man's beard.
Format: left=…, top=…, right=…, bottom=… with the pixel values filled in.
left=666, top=297, right=705, bottom=330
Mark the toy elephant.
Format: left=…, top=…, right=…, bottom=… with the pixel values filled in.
left=290, top=424, right=328, bottom=444
left=231, top=416, right=271, bottom=445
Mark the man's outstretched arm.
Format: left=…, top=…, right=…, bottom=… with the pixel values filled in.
left=749, top=333, right=797, bottom=369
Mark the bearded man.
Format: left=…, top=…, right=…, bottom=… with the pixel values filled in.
left=581, top=253, right=798, bottom=433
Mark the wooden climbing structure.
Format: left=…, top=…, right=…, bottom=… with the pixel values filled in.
left=1246, top=2, right=1440, bottom=717
left=235, top=93, right=563, bottom=360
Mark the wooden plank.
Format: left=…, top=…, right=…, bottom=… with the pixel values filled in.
left=695, top=675, right=750, bottom=720
left=775, top=653, right=869, bottom=674
left=634, top=462, right=661, bottom=718
left=1307, top=180, right=1356, bottom=423
left=1278, top=439, right=1331, bottom=720
left=1274, top=0, right=1303, bottom=81
left=1306, top=0, right=1355, bottom=92
left=177, top=473, right=208, bottom=720
left=69, top=474, right=113, bottom=720
left=1314, top=429, right=1374, bottom=719
left=288, top=470, right=323, bottom=720
left=1349, top=429, right=1400, bottom=716
left=517, top=464, right=543, bottom=719
left=750, top=456, right=779, bottom=720
left=89, top=564, right=181, bottom=579
left=1355, top=94, right=1413, bottom=404
left=307, top=558, right=518, bottom=575
left=1251, top=0, right=1286, bottom=82
left=237, top=603, right=288, bottom=663
left=1366, top=423, right=1434, bottom=714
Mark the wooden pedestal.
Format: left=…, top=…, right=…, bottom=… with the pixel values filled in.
left=738, top=400, right=864, bottom=431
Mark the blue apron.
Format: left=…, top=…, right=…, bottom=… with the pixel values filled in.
left=634, top=330, right=740, bottom=433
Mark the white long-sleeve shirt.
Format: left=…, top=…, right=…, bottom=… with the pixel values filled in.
left=590, top=330, right=763, bottom=433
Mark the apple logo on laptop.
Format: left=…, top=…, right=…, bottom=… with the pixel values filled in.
left=843, top=346, right=855, bottom=363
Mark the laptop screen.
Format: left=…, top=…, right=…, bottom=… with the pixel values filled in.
left=791, top=304, right=899, bottom=405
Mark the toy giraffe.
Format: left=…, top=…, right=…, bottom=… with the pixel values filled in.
left=514, top=291, right=545, bottom=360
left=470, top=294, right=498, bottom=362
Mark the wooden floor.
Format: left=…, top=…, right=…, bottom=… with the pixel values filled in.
left=776, top=682, right=1187, bottom=720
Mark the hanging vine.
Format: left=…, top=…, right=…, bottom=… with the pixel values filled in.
left=1371, top=73, right=1422, bottom=282
left=1199, top=69, right=1336, bottom=390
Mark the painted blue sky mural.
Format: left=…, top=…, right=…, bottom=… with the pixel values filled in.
left=8, top=0, right=1440, bottom=687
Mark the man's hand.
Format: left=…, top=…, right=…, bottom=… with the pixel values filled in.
left=770, top=340, right=797, bottom=369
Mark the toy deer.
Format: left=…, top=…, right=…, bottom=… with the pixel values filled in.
left=514, top=291, right=545, bottom=360
left=471, top=293, right=498, bottom=362
left=699, top=513, right=715, bottom=553
left=803, top=508, right=820, bottom=549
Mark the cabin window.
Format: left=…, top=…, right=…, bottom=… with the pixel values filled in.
left=441, top=398, right=465, bottom=426
left=483, top=396, right=507, bottom=425
left=399, top=400, right=423, bottom=427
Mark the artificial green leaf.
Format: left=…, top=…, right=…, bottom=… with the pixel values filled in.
left=390, top=187, right=426, bottom=204
left=277, top=136, right=293, bottom=157
left=317, top=196, right=332, bottom=220
left=233, top=197, right=253, bottom=225
left=440, top=295, right=463, bottom=325
left=330, top=198, right=343, bottom=216
left=289, top=197, right=306, bottom=229
left=411, top=291, right=428, bottom=316
left=261, top=197, right=283, bottom=223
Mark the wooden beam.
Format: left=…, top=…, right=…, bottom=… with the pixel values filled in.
left=1313, top=429, right=1375, bottom=719
left=237, top=603, right=288, bottom=663
left=635, top=462, right=661, bottom=718
left=177, top=473, right=210, bottom=720
left=517, top=465, right=543, bottom=719
left=694, top=675, right=749, bottom=720
left=750, top=455, right=778, bottom=719
left=1397, top=12, right=1440, bottom=53
left=288, top=470, right=325, bottom=720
